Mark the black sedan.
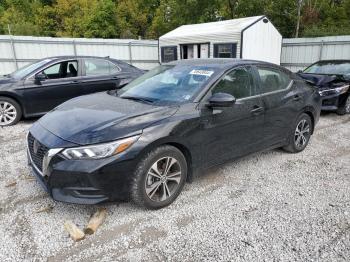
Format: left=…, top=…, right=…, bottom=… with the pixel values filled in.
left=298, top=60, right=350, bottom=115
left=0, top=56, right=144, bottom=126
left=27, top=59, right=321, bottom=209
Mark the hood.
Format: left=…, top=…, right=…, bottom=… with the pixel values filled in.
left=297, top=72, right=348, bottom=88
left=0, top=76, right=15, bottom=86
left=38, top=92, right=178, bottom=145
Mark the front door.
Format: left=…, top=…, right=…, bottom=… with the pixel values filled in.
left=23, top=59, right=82, bottom=115
left=199, top=66, right=265, bottom=167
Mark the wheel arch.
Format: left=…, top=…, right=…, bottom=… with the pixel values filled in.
left=301, top=106, right=315, bottom=134
left=137, top=138, right=194, bottom=182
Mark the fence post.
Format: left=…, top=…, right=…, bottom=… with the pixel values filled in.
left=319, top=40, right=324, bottom=60
left=10, top=36, right=18, bottom=69
left=128, top=42, right=133, bottom=65
left=73, top=40, right=77, bottom=56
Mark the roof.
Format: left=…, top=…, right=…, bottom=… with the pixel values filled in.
left=160, top=16, right=264, bottom=40
left=166, top=58, right=276, bottom=69
left=41, top=55, right=113, bottom=60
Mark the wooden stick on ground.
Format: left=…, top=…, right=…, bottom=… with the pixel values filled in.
left=5, top=181, right=17, bottom=188
left=84, top=207, right=107, bottom=235
left=64, top=221, right=85, bottom=241
left=35, top=205, right=53, bottom=213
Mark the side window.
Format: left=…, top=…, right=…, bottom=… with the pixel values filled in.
left=161, top=46, right=178, bottom=63
left=42, top=60, right=78, bottom=79
left=214, top=43, right=237, bottom=58
left=84, top=59, right=118, bottom=76
left=212, top=67, right=256, bottom=99
left=257, top=67, right=291, bottom=94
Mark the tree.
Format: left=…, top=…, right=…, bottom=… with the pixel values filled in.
left=53, top=0, right=119, bottom=38
left=0, top=0, right=42, bottom=36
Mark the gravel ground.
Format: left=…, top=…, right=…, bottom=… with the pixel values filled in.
left=0, top=113, right=349, bottom=261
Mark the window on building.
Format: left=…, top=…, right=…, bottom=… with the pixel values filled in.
left=161, top=46, right=178, bottom=63
left=214, top=43, right=237, bottom=58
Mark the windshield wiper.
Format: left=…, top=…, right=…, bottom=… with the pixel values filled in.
left=121, top=96, right=155, bottom=104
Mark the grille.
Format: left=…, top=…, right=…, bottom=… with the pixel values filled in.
left=28, top=133, right=49, bottom=172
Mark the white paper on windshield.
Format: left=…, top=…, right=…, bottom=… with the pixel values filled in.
left=189, top=70, right=214, bottom=77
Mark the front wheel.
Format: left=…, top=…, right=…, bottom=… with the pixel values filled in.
left=0, top=97, right=22, bottom=126
left=283, top=113, right=312, bottom=153
left=130, top=145, right=187, bottom=209
left=336, top=95, right=350, bottom=115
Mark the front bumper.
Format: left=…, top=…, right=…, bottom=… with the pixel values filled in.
left=27, top=126, right=139, bottom=204
left=319, top=88, right=349, bottom=111
left=320, top=93, right=341, bottom=111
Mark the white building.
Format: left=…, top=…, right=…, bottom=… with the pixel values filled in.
left=159, top=16, right=282, bottom=65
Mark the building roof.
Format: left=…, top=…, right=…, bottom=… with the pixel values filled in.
left=160, top=16, right=264, bottom=40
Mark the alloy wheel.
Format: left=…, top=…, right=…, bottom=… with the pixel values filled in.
left=145, top=156, right=182, bottom=202
left=294, top=119, right=310, bottom=149
left=0, top=101, right=17, bottom=126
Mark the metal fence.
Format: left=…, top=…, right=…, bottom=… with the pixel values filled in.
left=281, top=35, right=350, bottom=72
left=1, top=34, right=350, bottom=75
left=0, top=35, right=159, bottom=75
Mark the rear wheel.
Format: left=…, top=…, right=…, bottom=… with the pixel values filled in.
left=336, top=95, right=350, bottom=115
left=283, top=113, right=312, bottom=153
left=0, top=97, right=22, bottom=126
left=131, top=145, right=187, bottom=209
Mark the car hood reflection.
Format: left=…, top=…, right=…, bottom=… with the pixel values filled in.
left=38, top=92, right=178, bottom=145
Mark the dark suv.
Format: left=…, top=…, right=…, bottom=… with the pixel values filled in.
left=0, top=56, right=144, bottom=126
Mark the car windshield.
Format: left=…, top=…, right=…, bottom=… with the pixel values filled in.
left=303, top=61, right=350, bottom=76
left=9, top=59, right=51, bottom=79
left=118, top=65, right=218, bottom=104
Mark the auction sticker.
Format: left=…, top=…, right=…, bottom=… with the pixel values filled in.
left=189, top=70, right=214, bottom=77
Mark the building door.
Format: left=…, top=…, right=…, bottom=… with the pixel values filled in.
left=200, top=44, right=209, bottom=58
left=181, top=43, right=209, bottom=59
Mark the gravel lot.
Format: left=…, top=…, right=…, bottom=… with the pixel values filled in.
left=0, top=113, right=349, bottom=261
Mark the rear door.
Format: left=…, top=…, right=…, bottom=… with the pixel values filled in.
left=199, top=66, right=265, bottom=167
left=23, top=59, right=83, bottom=115
left=80, top=58, right=123, bottom=95
left=254, top=66, right=304, bottom=146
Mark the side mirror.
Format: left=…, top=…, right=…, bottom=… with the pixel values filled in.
left=207, top=92, right=236, bottom=108
left=35, top=73, right=47, bottom=82
left=297, top=70, right=303, bottom=74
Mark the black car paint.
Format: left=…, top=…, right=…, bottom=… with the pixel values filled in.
left=0, top=56, right=143, bottom=118
left=27, top=59, right=321, bottom=204
left=298, top=60, right=350, bottom=112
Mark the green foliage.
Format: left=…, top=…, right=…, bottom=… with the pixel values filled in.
left=0, top=0, right=349, bottom=38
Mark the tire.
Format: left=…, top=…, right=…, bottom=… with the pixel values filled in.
left=131, top=145, right=188, bottom=209
left=283, top=113, right=312, bottom=153
left=0, top=96, right=22, bottom=126
left=336, top=95, right=350, bottom=115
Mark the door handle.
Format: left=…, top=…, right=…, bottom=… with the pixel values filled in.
left=70, top=80, right=80, bottom=84
left=293, top=95, right=301, bottom=101
left=251, top=106, right=264, bottom=115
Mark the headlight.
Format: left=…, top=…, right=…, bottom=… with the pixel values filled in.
left=319, top=84, right=349, bottom=96
left=334, top=84, right=349, bottom=94
left=62, top=135, right=140, bottom=160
